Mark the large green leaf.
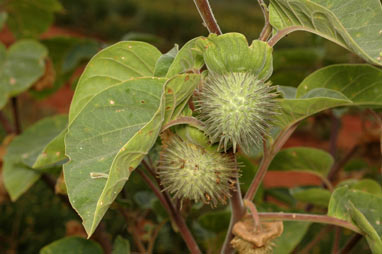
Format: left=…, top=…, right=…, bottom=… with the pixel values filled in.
left=269, top=0, right=382, bottom=66
left=0, top=40, right=47, bottom=108
left=69, top=41, right=161, bottom=123
left=273, top=221, right=311, bottom=254
left=328, top=186, right=382, bottom=253
left=3, top=115, right=67, bottom=201
left=5, top=0, right=62, bottom=38
left=277, top=64, right=382, bottom=128
left=64, top=77, right=166, bottom=236
left=269, top=147, right=334, bottom=180
left=40, top=236, right=103, bottom=254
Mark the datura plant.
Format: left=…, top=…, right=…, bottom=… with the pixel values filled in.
left=3, top=0, right=382, bottom=254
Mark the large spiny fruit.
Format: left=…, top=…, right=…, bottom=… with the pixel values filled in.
left=197, top=72, right=277, bottom=154
left=158, top=132, right=237, bottom=207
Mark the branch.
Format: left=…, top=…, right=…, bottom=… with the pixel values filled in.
left=11, top=97, right=21, bottom=134
left=257, top=0, right=272, bottom=41
left=221, top=174, right=246, bottom=254
left=339, top=234, right=362, bottom=254
left=258, top=212, right=362, bottom=234
left=193, top=0, right=222, bottom=35
left=267, top=26, right=304, bottom=47
left=138, top=166, right=201, bottom=254
left=245, top=124, right=298, bottom=201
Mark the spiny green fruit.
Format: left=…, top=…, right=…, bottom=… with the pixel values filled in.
left=197, top=72, right=277, bottom=154
left=158, top=132, right=237, bottom=207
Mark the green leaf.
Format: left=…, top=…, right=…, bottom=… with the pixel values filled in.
left=69, top=41, right=161, bottom=124
left=3, top=115, right=67, bottom=201
left=166, top=37, right=205, bottom=77
left=0, top=11, right=7, bottom=30
left=112, top=235, right=131, bottom=254
left=328, top=186, right=382, bottom=236
left=40, top=236, right=103, bottom=254
left=277, top=64, right=382, bottom=128
left=273, top=221, right=311, bottom=254
left=163, top=74, right=200, bottom=123
left=202, top=33, right=273, bottom=80
left=6, top=0, right=62, bottom=38
left=269, top=0, right=382, bottom=66
left=269, top=147, right=334, bottom=180
left=33, top=128, right=67, bottom=169
left=154, top=45, right=178, bottom=77
left=64, top=77, right=166, bottom=237
left=348, top=202, right=382, bottom=254
left=290, top=187, right=331, bottom=207
left=0, top=40, right=47, bottom=108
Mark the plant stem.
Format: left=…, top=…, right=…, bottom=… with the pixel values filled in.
left=221, top=174, right=246, bottom=254
left=267, top=26, right=304, bottom=47
left=138, top=167, right=201, bottom=254
left=339, top=234, right=362, bottom=254
left=299, top=225, right=332, bottom=254
left=257, top=0, right=272, bottom=41
left=161, top=116, right=204, bottom=132
left=11, top=97, right=21, bottom=135
left=329, top=113, right=341, bottom=158
left=245, top=124, right=298, bottom=201
left=193, top=0, right=222, bottom=35
left=0, top=111, right=14, bottom=134
left=258, top=212, right=362, bottom=234
left=327, top=145, right=359, bottom=182
left=244, top=199, right=261, bottom=230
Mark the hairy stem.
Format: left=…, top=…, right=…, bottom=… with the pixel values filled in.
left=257, top=0, right=272, bottom=41
left=221, top=175, right=246, bottom=254
left=245, top=124, right=298, bottom=201
left=244, top=199, right=261, bottom=230
left=138, top=165, right=201, bottom=254
left=193, top=0, right=222, bottom=35
left=11, top=97, right=21, bottom=134
left=258, top=212, right=362, bottom=234
left=267, top=26, right=304, bottom=47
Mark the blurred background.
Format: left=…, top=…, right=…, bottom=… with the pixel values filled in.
left=0, top=0, right=380, bottom=253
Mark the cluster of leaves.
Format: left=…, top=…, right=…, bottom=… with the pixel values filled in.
left=1, top=0, right=382, bottom=253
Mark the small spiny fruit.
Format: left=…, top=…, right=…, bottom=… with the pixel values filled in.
left=158, top=131, right=237, bottom=207
left=197, top=72, right=277, bottom=154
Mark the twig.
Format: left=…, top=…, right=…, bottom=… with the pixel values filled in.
left=136, top=168, right=171, bottom=216
left=267, top=26, right=304, bottom=47
left=147, top=220, right=167, bottom=254
left=0, top=111, right=14, bottom=134
left=137, top=167, right=201, bottom=254
left=161, top=116, right=204, bottom=132
left=11, top=97, right=21, bottom=134
left=257, top=0, right=272, bottom=41
left=339, top=234, right=362, bottom=254
left=245, top=123, right=298, bottom=201
left=118, top=208, right=147, bottom=253
left=299, top=225, right=332, bottom=254
left=244, top=199, right=261, bottom=230
left=258, top=212, right=362, bottom=234
left=329, top=113, right=341, bottom=158
left=332, top=227, right=341, bottom=254
left=327, top=145, right=359, bottom=182
left=193, top=0, right=222, bottom=35
left=221, top=174, right=246, bottom=254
